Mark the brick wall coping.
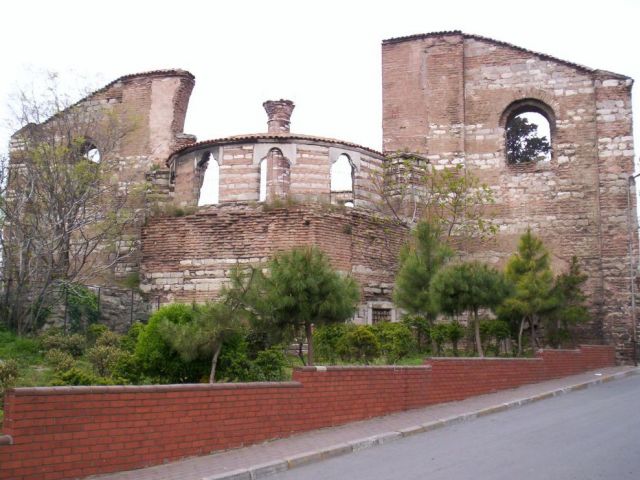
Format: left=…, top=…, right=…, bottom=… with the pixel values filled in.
left=8, top=381, right=301, bottom=397
left=426, top=356, right=542, bottom=362
left=296, top=365, right=431, bottom=372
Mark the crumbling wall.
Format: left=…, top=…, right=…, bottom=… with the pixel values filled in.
left=140, top=203, right=407, bottom=323
left=382, top=32, right=637, bottom=359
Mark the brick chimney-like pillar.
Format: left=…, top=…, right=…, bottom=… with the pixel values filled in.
left=263, top=100, right=295, bottom=133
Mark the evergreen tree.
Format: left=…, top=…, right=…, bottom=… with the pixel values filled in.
left=430, top=262, right=510, bottom=357
left=258, top=246, right=360, bottom=366
left=393, top=221, right=452, bottom=326
left=500, top=229, right=557, bottom=355
left=506, top=116, right=551, bottom=164
left=158, top=302, right=244, bottom=383
left=546, top=256, right=590, bottom=347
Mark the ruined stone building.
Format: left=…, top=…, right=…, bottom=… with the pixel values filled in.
left=7, top=31, right=637, bottom=360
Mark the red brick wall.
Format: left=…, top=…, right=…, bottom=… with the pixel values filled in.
left=0, top=346, right=614, bottom=480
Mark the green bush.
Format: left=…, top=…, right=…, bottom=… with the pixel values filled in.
left=53, top=367, right=112, bottom=386
left=371, top=322, right=416, bottom=363
left=134, top=304, right=209, bottom=383
left=401, top=315, right=431, bottom=353
left=44, top=349, right=75, bottom=373
left=337, top=326, right=380, bottom=364
left=253, top=347, right=287, bottom=381
left=431, top=324, right=448, bottom=356
left=39, top=330, right=86, bottom=357
left=447, top=321, right=464, bottom=356
left=121, top=322, right=144, bottom=353
left=314, top=323, right=351, bottom=363
left=65, top=284, right=100, bottom=333
left=86, top=324, right=109, bottom=345
left=94, top=330, right=122, bottom=348
left=86, top=345, right=123, bottom=377
left=0, top=359, right=19, bottom=403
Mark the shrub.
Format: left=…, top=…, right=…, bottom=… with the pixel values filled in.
left=314, top=323, right=351, bottom=363
left=402, top=315, right=431, bottom=353
left=134, top=304, right=209, bottom=383
left=253, top=347, right=287, bottom=381
left=86, top=323, right=109, bottom=345
left=40, top=330, right=86, bottom=357
left=53, top=367, right=112, bottom=386
left=94, top=330, right=122, bottom=348
left=447, top=321, right=465, bottom=356
left=87, top=345, right=123, bottom=377
left=66, top=284, right=100, bottom=333
left=0, top=359, right=19, bottom=402
left=371, top=322, right=416, bottom=363
left=121, top=322, right=144, bottom=353
left=45, top=349, right=75, bottom=373
left=431, top=324, right=449, bottom=356
left=337, top=326, right=380, bottom=364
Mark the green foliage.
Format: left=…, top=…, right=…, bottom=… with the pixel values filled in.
left=431, top=261, right=510, bottom=357
left=480, top=319, right=511, bottom=355
left=65, top=284, right=100, bottom=333
left=216, top=333, right=286, bottom=382
left=337, top=326, right=380, bottom=364
left=0, top=359, right=19, bottom=403
left=430, top=324, right=449, bottom=356
left=134, top=304, right=209, bottom=383
left=253, top=347, right=287, bottom=381
left=86, top=345, right=123, bottom=377
left=401, top=315, right=431, bottom=352
left=44, top=349, right=75, bottom=373
left=546, top=256, right=590, bottom=347
left=39, top=330, right=86, bottom=357
left=120, top=322, right=144, bottom=353
left=86, top=323, right=109, bottom=345
left=447, top=321, right=465, bottom=356
left=371, top=322, right=416, bottom=363
left=506, top=116, right=551, bottom=164
left=247, top=246, right=360, bottom=366
left=500, top=229, right=557, bottom=355
left=314, top=323, right=352, bottom=363
left=53, top=367, right=113, bottom=386
left=394, top=221, right=452, bottom=322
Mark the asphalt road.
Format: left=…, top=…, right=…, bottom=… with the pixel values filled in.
left=271, top=374, right=640, bottom=480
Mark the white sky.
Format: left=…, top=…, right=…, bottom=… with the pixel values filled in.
left=1, top=0, right=638, bottom=172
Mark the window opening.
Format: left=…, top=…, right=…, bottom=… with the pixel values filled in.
left=198, top=152, right=220, bottom=206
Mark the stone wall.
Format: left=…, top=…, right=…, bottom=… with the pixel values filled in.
left=382, top=32, right=637, bottom=359
left=140, top=203, right=407, bottom=323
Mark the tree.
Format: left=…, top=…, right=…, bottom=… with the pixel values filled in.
left=500, top=229, right=557, bottom=355
left=393, top=221, right=452, bottom=327
left=254, top=246, right=360, bottom=366
left=546, top=256, right=590, bottom=347
left=506, top=116, right=551, bottom=164
left=0, top=73, right=139, bottom=333
left=158, top=302, right=245, bottom=383
left=374, top=157, right=497, bottom=242
left=430, top=261, right=509, bottom=357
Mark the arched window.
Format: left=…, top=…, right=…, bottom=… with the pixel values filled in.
left=503, top=100, right=554, bottom=165
left=259, top=148, right=290, bottom=202
left=198, top=152, right=220, bottom=206
left=330, top=153, right=354, bottom=207
left=82, top=142, right=101, bottom=163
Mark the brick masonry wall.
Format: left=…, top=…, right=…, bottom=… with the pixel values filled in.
left=0, top=345, right=614, bottom=480
left=382, top=33, right=637, bottom=360
left=140, top=203, right=407, bottom=322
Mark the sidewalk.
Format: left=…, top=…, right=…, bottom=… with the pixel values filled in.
left=89, top=366, right=638, bottom=480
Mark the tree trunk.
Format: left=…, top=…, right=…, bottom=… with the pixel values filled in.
left=474, top=309, right=484, bottom=357
left=297, top=341, right=305, bottom=365
left=530, top=316, right=537, bottom=354
left=305, top=321, right=314, bottom=366
left=517, top=317, right=526, bottom=357
left=209, top=342, right=222, bottom=383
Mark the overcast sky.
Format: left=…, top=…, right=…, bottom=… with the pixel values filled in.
left=1, top=0, right=638, bottom=166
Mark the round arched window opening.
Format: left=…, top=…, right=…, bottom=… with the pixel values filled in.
left=198, top=152, right=220, bottom=206
left=503, top=101, right=554, bottom=165
left=82, top=143, right=101, bottom=163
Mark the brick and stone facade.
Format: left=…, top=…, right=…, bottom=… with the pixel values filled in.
left=382, top=31, right=637, bottom=360
left=7, top=33, right=637, bottom=359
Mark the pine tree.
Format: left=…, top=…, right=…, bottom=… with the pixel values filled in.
left=546, top=256, right=590, bottom=347
left=501, top=229, right=557, bottom=355
left=393, top=221, right=452, bottom=325
left=259, top=246, right=360, bottom=366
left=430, top=262, right=510, bottom=357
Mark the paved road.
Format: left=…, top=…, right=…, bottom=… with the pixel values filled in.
left=271, top=374, right=640, bottom=480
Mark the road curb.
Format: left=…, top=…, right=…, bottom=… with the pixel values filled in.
left=201, top=368, right=639, bottom=480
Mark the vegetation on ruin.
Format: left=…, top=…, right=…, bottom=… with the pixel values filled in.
left=0, top=73, right=142, bottom=335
